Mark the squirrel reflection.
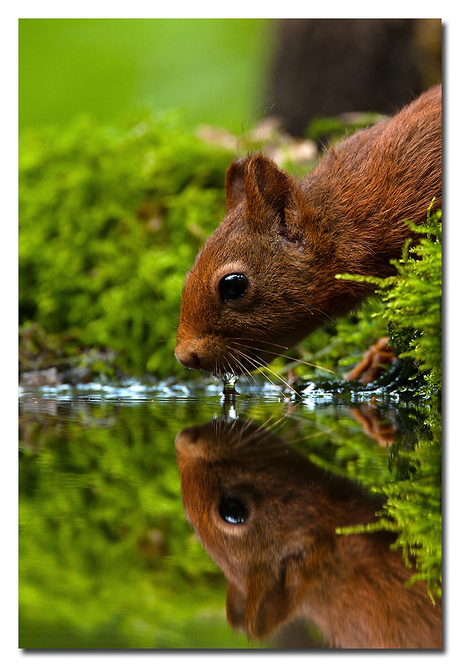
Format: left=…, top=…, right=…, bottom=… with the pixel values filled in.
left=175, top=418, right=441, bottom=649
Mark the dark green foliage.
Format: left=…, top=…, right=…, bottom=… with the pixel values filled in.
left=19, top=112, right=234, bottom=378
left=19, top=321, right=122, bottom=384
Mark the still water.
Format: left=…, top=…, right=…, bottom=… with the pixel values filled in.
left=19, top=380, right=442, bottom=649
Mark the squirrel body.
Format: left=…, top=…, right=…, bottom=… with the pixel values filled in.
left=175, top=85, right=442, bottom=378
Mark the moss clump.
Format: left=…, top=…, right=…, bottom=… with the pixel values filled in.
left=19, top=112, right=234, bottom=379
left=378, top=206, right=442, bottom=395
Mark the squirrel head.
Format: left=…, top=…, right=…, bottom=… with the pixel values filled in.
left=175, top=154, right=336, bottom=379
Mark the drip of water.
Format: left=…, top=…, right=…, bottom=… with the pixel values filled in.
left=221, top=374, right=239, bottom=396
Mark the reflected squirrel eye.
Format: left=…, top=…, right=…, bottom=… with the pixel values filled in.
left=218, top=494, right=249, bottom=524
left=218, top=273, right=248, bottom=302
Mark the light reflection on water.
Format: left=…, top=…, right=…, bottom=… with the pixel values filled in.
left=18, top=383, right=442, bottom=649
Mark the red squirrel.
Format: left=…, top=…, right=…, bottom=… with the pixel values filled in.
left=175, top=418, right=441, bottom=648
left=175, top=85, right=442, bottom=380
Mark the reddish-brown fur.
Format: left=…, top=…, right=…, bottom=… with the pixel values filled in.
left=175, top=85, right=442, bottom=378
left=176, top=418, right=442, bottom=648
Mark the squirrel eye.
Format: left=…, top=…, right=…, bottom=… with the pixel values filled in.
left=218, top=494, right=249, bottom=524
left=218, top=273, right=248, bottom=302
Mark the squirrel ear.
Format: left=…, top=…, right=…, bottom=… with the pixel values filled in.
left=245, top=154, right=293, bottom=223
left=225, top=157, right=249, bottom=213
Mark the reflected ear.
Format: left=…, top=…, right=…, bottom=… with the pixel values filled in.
left=245, top=154, right=294, bottom=225
left=244, top=556, right=306, bottom=640
left=225, top=157, right=249, bottom=213
left=226, top=580, right=247, bottom=632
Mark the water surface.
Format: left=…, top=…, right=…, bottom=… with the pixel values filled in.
left=19, top=381, right=441, bottom=649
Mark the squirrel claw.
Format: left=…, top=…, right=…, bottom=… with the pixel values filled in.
left=345, top=337, right=397, bottom=384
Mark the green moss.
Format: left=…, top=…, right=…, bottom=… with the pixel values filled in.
left=19, top=112, right=234, bottom=378
left=379, top=206, right=442, bottom=395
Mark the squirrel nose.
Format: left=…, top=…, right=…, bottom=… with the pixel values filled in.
left=175, top=345, right=202, bottom=370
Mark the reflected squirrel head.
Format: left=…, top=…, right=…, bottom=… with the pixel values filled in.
left=175, top=417, right=383, bottom=641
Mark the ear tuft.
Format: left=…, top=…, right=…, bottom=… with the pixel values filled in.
left=244, top=154, right=294, bottom=226
left=225, top=157, right=250, bottom=213
left=248, top=154, right=291, bottom=212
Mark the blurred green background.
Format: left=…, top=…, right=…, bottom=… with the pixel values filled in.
left=19, top=18, right=273, bottom=132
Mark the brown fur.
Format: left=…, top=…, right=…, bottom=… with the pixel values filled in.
left=175, top=85, right=442, bottom=378
left=175, top=418, right=442, bottom=648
